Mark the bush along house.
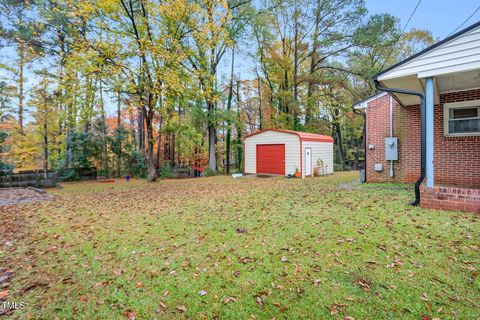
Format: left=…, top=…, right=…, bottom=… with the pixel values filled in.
left=354, top=21, right=480, bottom=214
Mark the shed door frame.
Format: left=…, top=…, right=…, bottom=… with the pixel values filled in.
left=256, top=144, right=285, bottom=175
left=305, top=147, right=312, bottom=176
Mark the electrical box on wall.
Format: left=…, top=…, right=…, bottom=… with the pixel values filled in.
left=374, top=163, right=383, bottom=171
left=385, top=137, right=398, bottom=161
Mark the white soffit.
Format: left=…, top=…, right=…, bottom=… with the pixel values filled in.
left=436, top=69, right=480, bottom=93
left=380, top=75, right=441, bottom=106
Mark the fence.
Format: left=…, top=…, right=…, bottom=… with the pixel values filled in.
left=0, top=170, right=59, bottom=188
left=0, top=167, right=97, bottom=188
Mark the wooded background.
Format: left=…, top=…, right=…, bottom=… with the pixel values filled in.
left=0, top=0, right=434, bottom=181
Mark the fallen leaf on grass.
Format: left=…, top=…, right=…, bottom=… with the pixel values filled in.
left=177, top=305, right=187, bottom=313
left=296, top=287, right=305, bottom=295
left=0, top=290, right=9, bottom=300
left=255, top=295, right=264, bottom=306
left=327, top=302, right=348, bottom=316
left=386, top=259, right=403, bottom=269
left=124, top=310, right=136, bottom=320
left=239, top=257, right=255, bottom=264
left=222, top=296, right=237, bottom=304
left=273, top=302, right=288, bottom=312
left=236, top=227, right=247, bottom=234
left=156, top=302, right=168, bottom=313
left=425, top=302, right=431, bottom=311
left=312, top=279, right=321, bottom=287
left=420, top=293, right=429, bottom=301
left=357, top=280, right=370, bottom=291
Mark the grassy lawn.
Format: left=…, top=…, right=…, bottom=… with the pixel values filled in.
left=1, top=172, right=479, bottom=319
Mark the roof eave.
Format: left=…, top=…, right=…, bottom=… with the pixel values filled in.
left=373, top=20, right=480, bottom=82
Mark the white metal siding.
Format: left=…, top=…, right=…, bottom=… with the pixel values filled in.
left=379, top=25, right=480, bottom=80
left=244, top=131, right=300, bottom=175
left=301, top=141, right=334, bottom=177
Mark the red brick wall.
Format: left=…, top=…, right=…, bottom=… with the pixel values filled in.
left=420, top=186, right=480, bottom=214
left=435, top=90, right=480, bottom=185
left=365, top=88, right=480, bottom=185
left=365, top=95, right=420, bottom=183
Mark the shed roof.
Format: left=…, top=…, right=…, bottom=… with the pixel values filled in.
left=244, top=129, right=334, bottom=143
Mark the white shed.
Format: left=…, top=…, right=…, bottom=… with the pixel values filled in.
left=243, top=129, right=334, bottom=178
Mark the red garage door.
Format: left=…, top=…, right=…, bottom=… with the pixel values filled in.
left=256, top=144, right=285, bottom=175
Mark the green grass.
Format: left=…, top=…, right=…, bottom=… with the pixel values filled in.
left=3, top=172, right=480, bottom=319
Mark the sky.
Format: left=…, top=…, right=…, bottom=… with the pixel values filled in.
left=227, top=0, right=480, bottom=90
left=1, top=0, right=480, bottom=117
left=365, top=0, right=480, bottom=40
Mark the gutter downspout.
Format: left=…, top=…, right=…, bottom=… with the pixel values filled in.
left=352, top=106, right=366, bottom=183
left=374, top=80, right=426, bottom=206
left=389, top=96, right=394, bottom=178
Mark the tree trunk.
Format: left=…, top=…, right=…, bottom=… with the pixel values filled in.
left=282, top=36, right=289, bottom=114
left=137, top=107, right=145, bottom=152
left=354, top=138, right=360, bottom=170
left=18, top=42, right=25, bottom=135
left=116, top=91, right=122, bottom=177
left=257, top=74, right=263, bottom=131
left=99, top=80, right=109, bottom=176
left=164, top=132, right=170, bottom=164
left=156, top=117, right=162, bottom=170
left=225, top=49, right=235, bottom=174
left=170, top=132, right=175, bottom=167
left=144, top=108, right=157, bottom=181
left=208, top=120, right=216, bottom=172
left=335, top=122, right=345, bottom=170
left=306, top=0, right=321, bottom=126
left=129, top=108, right=136, bottom=147
left=43, top=106, right=49, bottom=182
left=117, top=91, right=122, bottom=127
left=292, top=0, right=301, bottom=130
left=235, top=80, right=243, bottom=171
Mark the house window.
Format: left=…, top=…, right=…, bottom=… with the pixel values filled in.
left=444, top=100, right=480, bottom=136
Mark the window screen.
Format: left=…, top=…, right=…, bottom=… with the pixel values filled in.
left=448, top=106, right=480, bottom=134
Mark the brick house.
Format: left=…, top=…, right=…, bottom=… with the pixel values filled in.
left=354, top=21, right=480, bottom=214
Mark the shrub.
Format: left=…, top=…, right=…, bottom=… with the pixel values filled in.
left=126, top=150, right=147, bottom=179
left=61, top=168, right=80, bottom=181
left=159, top=163, right=173, bottom=179
left=203, top=167, right=217, bottom=177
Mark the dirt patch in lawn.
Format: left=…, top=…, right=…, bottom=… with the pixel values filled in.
left=0, top=188, right=53, bottom=207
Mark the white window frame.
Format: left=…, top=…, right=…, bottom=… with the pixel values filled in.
left=443, top=100, right=480, bottom=137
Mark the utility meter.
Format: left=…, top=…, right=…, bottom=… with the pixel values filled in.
left=385, top=137, right=398, bottom=161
